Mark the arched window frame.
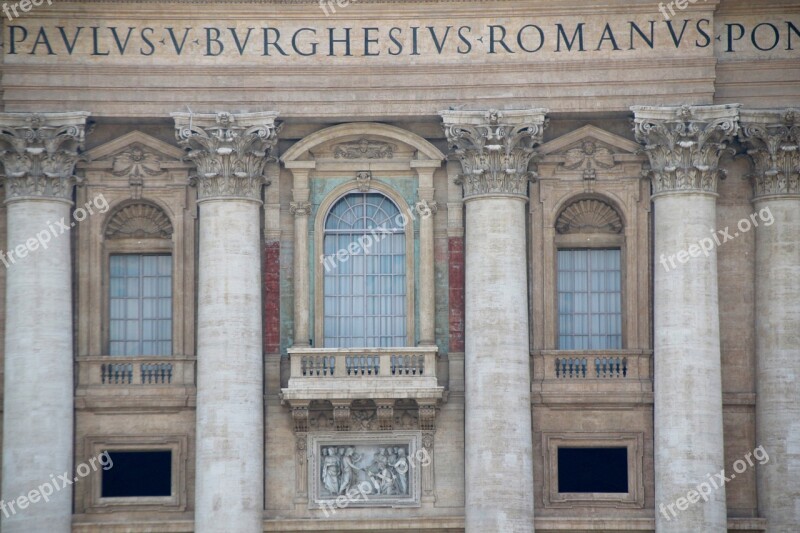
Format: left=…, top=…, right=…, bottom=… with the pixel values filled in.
left=101, top=199, right=177, bottom=356
left=314, top=181, right=416, bottom=348
left=551, top=194, right=627, bottom=350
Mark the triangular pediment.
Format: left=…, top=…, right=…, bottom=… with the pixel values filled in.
left=84, top=130, right=186, bottom=163
left=540, top=125, right=642, bottom=156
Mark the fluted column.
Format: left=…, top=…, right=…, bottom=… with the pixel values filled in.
left=414, top=162, right=439, bottom=346
left=172, top=111, right=279, bottom=533
left=740, top=109, right=800, bottom=533
left=633, top=104, right=739, bottom=533
left=441, top=108, right=547, bottom=533
left=0, top=112, right=89, bottom=533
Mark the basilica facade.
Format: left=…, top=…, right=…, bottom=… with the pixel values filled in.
left=0, top=1, right=798, bottom=532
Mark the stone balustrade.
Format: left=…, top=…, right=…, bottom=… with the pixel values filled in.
left=283, top=346, right=443, bottom=403
left=77, top=356, right=196, bottom=387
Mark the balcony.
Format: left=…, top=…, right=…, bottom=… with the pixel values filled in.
left=532, top=350, right=653, bottom=406
left=75, top=355, right=196, bottom=412
left=281, top=346, right=444, bottom=404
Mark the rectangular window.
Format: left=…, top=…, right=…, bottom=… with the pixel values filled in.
left=557, top=249, right=622, bottom=349
left=109, top=254, right=172, bottom=356
left=101, top=450, right=172, bottom=498
left=557, top=447, right=628, bottom=493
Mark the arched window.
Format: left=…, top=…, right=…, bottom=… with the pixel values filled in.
left=105, top=202, right=174, bottom=356
left=555, top=198, right=624, bottom=350
left=322, top=192, right=406, bottom=347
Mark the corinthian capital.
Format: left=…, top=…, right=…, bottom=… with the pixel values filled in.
left=740, top=109, right=800, bottom=200
left=439, top=108, right=548, bottom=200
left=0, top=112, right=90, bottom=203
left=632, top=104, right=740, bottom=196
left=171, top=111, right=280, bottom=201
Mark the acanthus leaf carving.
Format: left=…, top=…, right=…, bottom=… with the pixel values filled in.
left=0, top=112, right=90, bottom=202
left=632, top=104, right=740, bottom=196
left=172, top=111, right=280, bottom=201
left=740, top=108, right=800, bottom=200
left=440, top=108, right=549, bottom=200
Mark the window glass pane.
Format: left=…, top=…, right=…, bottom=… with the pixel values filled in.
left=101, top=451, right=172, bottom=498
left=109, top=254, right=172, bottom=356
left=323, top=193, right=406, bottom=347
left=557, top=249, right=622, bottom=350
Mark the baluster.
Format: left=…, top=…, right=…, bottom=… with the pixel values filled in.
left=622, top=357, right=628, bottom=378
left=418, top=355, right=423, bottom=375
left=581, top=358, right=587, bottom=378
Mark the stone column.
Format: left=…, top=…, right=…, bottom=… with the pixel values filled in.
left=413, top=162, right=439, bottom=346
left=172, top=111, right=280, bottom=533
left=288, top=165, right=312, bottom=347
left=0, top=112, right=89, bottom=533
left=740, top=109, right=800, bottom=533
left=632, top=104, right=740, bottom=533
left=440, top=108, right=548, bottom=533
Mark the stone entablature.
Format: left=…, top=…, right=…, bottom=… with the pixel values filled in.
left=440, top=108, right=548, bottom=201
left=740, top=109, right=800, bottom=200
left=0, top=111, right=90, bottom=202
left=632, top=104, right=740, bottom=197
left=172, top=111, right=280, bottom=202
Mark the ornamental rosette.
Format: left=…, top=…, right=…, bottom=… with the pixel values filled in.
left=631, top=104, right=740, bottom=196
left=440, top=108, right=548, bottom=200
left=739, top=109, right=800, bottom=200
left=171, top=111, right=280, bottom=201
left=0, top=112, right=90, bottom=202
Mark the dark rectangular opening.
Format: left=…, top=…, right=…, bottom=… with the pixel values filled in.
left=557, top=447, right=628, bottom=493
left=101, top=450, right=172, bottom=498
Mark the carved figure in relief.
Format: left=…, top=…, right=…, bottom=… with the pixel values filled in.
left=394, top=448, right=409, bottom=495
left=321, top=447, right=341, bottom=495
left=338, top=447, right=363, bottom=495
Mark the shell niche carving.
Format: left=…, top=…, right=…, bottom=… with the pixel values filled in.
left=556, top=199, right=622, bottom=234
left=105, top=203, right=173, bottom=239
